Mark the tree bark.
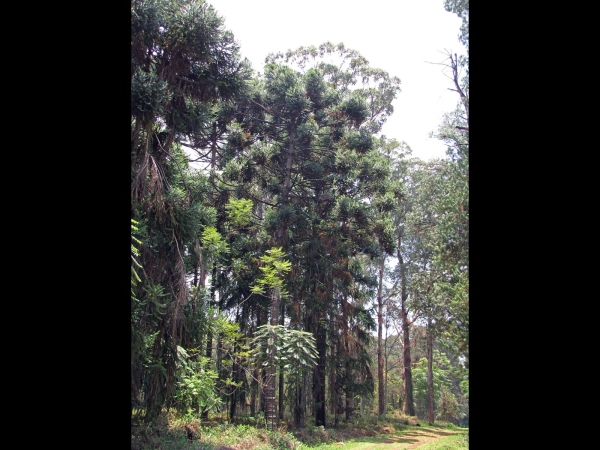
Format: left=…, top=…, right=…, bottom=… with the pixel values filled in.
left=426, top=322, right=435, bottom=425
left=314, top=312, right=327, bottom=427
left=398, top=235, right=415, bottom=416
left=279, top=304, right=285, bottom=420
left=265, top=289, right=280, bottom=430
left=377, top=255, right=386, bottom=416
left=345, top=392, right=353, bottom=422
left=329, top=318, right=337, bottom=424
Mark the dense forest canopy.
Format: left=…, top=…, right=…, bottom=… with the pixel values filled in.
left=131, top=0, right=468, bottom=429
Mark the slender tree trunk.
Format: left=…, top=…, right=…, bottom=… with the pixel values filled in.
left=250, top=366, right=258, bottom=416
left=278, top=302, right=285, bottom=420
left=229, top=336, right=243, bottom=422
left=342, top=295, right=351, bottom=423
left=385, top=313, right=389, bottom=415
left=209, top=121, right=217, bottom=192
left=278, top=370, right=285, bottom=420
left=260, top=368, right=267, bottom=416
left=377, top=255, right=386, bottom=416
left=345, top=392, right=353, bottom=422
left=267, top=124, right=296, bottom=429
left=202, top=329, right=212, bottom=420
left=314, top=311, right=327, bottom=427
left=201, top=265, right=218, bottom=420
left=292, top=313, right=308, bottom=427
left=398, top=236, right=415, bottom=416
left=294, top=368, right=306, bottom=427
left=265, top=288, right=280, bottom=430
left=426, top=322, right=435, bottom=425
left=329, top=319, right=337, bottom=424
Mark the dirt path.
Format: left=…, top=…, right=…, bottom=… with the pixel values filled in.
left=341, top=428, right=462, bottom=450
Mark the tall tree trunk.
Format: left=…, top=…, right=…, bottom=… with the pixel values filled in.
left=314, top=312, right=327, bottom=427
left=329, top=319, right=337, bottom=424
left=201, top=265, right=218, bottom=420
left=278, top=301, right=285, bottom=420
left=377, top=255, right=385, bottom=416
left=260, top=305, right=268, bottom=417
left=278, top=371, right=285, bottom=420
left=345, top=392, right=353, bottom=422
left=250, top=366, right=258, bottom=416
left=209, top=121, right=217, bottom=193
left=293, top=368, right=306, bottom=427
left=426, top=322, right=435, bottom=425
left=265, top=288, right=280, bottom=430
left=398, top=236, right=415, bottom=416
left=385, top=307, right=389, bottom=415
left=229, top=329, right=244, bottom=422
left=266, top=124, right=296, bottom=429
left=292, top=300, right=307, bottom=427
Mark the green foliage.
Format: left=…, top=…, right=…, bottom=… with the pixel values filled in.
left=174, top=352, right=223, bottom=415
left=201, top=226, right=230, bottom=261
left=250, top=324, right=317, bottom=370
left=444, top=0, right=469, bottom=48
left=250, top=247, right=291, bottom=296
left=225, top=198, right=254, bottom=227
left=436, top=385, right=461, bottom=423
left=459, top=378, right=469, bottom=399
left=411, top=352, right=456, bottom=420
left=131, top=68, right=169, bottom=121
left=282, top=329, right=319, bottom=369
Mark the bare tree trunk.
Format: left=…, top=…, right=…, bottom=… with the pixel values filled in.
left=398, top=236, right=415, bottom=416
left=314, top=310, right=327, bottom=427
left=426, top=322, right=435, bottom=425
left=329, top=319, right=337, bottom=424
left=294, top=368, right=306, bottom=427
left=377, top=255, right=385, bottom=416
left=278, top=370, right=285, bottom=421
left=292, top=311, right=308, bottom=427
left=265, top=289, right=279, bottom=430
left=345, top=392, right=353, bottom=422
left=385, top=310, right=389, bottom=415
left=258, top=306, right=268, bottom=417
left=250, top=366, right=258, bottom=416
left=278, top=315, right=285, bottom=420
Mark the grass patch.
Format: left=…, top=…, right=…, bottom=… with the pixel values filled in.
left=415, top=430, right=468, bottom=449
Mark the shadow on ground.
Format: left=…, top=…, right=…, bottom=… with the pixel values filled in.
left=357, top=428, right=459, bottom=445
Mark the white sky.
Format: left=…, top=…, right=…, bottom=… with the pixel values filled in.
left=206, top=0, right=466, bottom=161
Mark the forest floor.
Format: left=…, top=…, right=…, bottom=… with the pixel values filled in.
left=132, top=411, right=468, bottom=450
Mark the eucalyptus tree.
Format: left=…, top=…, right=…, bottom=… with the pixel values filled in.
left=368, top=136, right=404, bottom=416
left=393, top=155, right=469, bottom=424
left=130, top=0, right=253, bottom=419
left=373, top=140, right=420, bottom=417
